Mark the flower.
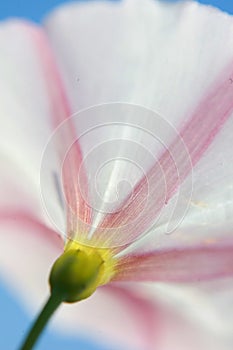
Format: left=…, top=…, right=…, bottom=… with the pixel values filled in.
left=1, top=0, right=233, bottom=349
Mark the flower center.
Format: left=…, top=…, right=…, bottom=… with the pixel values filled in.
left=49, top=241, right=116, bottom=303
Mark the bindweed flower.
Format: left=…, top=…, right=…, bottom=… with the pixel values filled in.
left=0, top=0, right=233, bottom=349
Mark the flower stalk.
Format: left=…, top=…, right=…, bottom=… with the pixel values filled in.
left=19, top=292, right=62, bottom=350
left=19, top=248, right=105, bottom=350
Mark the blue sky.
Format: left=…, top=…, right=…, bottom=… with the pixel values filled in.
left=0, top=0, right=232, bottom=22
left=0, top=0, right=233, bottom=350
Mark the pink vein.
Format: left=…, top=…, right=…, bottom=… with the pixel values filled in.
left=96, top=62, right=233, bottom=246
left=112, top=244, right=233, bottom=283
left=23, top=24, right=91, bottom=228
left=0, top=210, right=63, bottom=251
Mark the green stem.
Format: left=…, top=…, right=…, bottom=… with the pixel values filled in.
left=19, top=293, right=62, bottom=350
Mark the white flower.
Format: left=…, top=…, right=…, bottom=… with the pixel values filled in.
left=0, top=1, right=233, bottom=349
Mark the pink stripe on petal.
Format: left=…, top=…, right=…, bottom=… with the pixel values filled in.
left=0, top=210, right=63, bottom=251
left=113, top=244, right=233, bottom=283
left=23, top=24, right=71, bottom=127
left=180, top=66, right=233, bottom=167
left=96, top=62, right=233, bottom=247
left=103, top=284, right=159, bottom=350
left=23, top=24, right=91, bottom=229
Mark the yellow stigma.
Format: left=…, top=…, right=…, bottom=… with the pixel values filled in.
left=49, top=240, right=116, bottom=303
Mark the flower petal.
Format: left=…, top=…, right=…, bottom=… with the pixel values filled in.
left=0, top=21, right=91, bottom=235
left=25, top=22, right=92, bottom=232
left=0, top=211, right=63, bottom=303
left=45, top=0, right=233, bottom=247
left=1, top=212, right=231, bottom=350
left=118, top=114, right=233, bottom=256
left=0, top=213, right=154, bottom=350
left=53, top=281, right=233, bottom=350
left=98, top=66, right=233, bottom=246
left=113, top=243, right=233, bottom=282
left=0, top=21, right=67, bottom=227
left=45, top=0, right=233, bottom=113
left=136, top=279, right=233, bottom=350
